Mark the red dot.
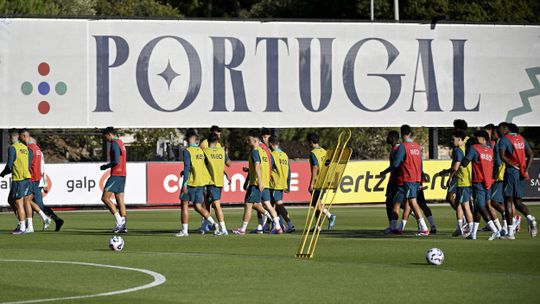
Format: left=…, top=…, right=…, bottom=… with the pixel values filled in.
left=38, top=101, right=50, bottom=114
left=38, top=62, right=50, bottom=76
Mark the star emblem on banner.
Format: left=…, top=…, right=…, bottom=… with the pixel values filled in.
left=157, top=60, right=180, bottom=90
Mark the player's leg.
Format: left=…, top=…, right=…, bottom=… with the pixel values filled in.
left=114, top=192, right=127, bottom=233
left=260, top=189, right=282, bottom=234
left=30, top=182, right=52, bottom=231
left=192, top=187, right=220, bottom=235
left=391, top=185, right=406, bottom=234
left=212, top=199, right=227, bottom=235
left=399, top=201, right=411, bottom=232
left=175, top=200, right=190, bottom=237
left=13, top=196, right=27, bottom=234
left=233, top=186, right=256, bottom=235
left=23, top=188, right=34, bottom=233
left=417, top=188, right=436, bottom=233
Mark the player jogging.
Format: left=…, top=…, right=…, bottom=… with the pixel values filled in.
left=203, top=132, right=231, bottom=235
left=175, top=130, right=221, bottom=237
left=268, top=135, right=295, bottom=233
left=381, top=125, right=429, bottom=236
left=99, top=127, right=128, bottom=233
left=497, top=122, right=537, bottom=239
left=232, top=129, right=283, bottom=235
left=25, top=132, right=64, bottom=231
left=306, top=132, right=336, bottom=231
left=0, top=129, right=33, bottom=234
left=461, top=131, right=500, bottom=241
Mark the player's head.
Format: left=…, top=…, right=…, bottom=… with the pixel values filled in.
left=306, top=132, right=319, bottom=147
left=484, top=123, right=495, bottom=137
left=453, top=119, right=468, bottom=132
left=451, top=130, right=466, bottom=147
left=8, top=128, right=19, bottom=144
left=400, top=124, right=412, bottom=139
left=102, top=127, right=116, bottom=142
left=18, top=128, right=30, bottom=144
left=261, top=127, right=271, bottom=145
left=247, top=129, right=261, bottom=147
left=386, top=130, right=400, bottom=146
left=268, top=135, right=279, bottom=150
left=186, top=129, right=199, bottom=144
left=474, top=130, right=489, bottom=145
left=497, top=122, right=510, bottom=136
left=508, top=123, right=519, bottom=133
left=210, top=125, right=221, bottom=139
left=207, top=132, right=219, bottom=146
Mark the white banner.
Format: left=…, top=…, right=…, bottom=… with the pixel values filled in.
left=0, top=163, right=147, bottom=206
left=1, top=18, right=539, bottom=127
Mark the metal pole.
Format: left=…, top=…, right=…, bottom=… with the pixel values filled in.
left=428, top=127, right=439, bottom=160
left=1, top=129, right=8, bottom=162
left=394, top=0, right=399, bottom=21
left=370, top=0, right=374, bottom=21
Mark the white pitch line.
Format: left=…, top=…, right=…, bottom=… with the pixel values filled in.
left=0, top=259, right=166, bottom=304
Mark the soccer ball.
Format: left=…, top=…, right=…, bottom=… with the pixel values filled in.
left=425, top=248, right=444, bottom=265
left=109, top=236, right=125, bottom=251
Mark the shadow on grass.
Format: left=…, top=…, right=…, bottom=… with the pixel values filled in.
left=319, top=229, right=417, bottom=239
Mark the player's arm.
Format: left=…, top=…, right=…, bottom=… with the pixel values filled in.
left=308, top=152, right=318, bottom=193
left=182, top=150, right=191, bottom=194
left=0, top=146, right=16, bottom=177
left=100, top=141, right=120, bottom=170
left=460, top=148, right=476, bottom=168
left=498, top=139, right=519, bottom=170
left=27, top=147, right=33, bottom=172
left=525, top=141, right=534, bottom=173
left=286, top=165, right=291, bottom=192
left=447, top=149, right=462, bottom=187
left=225, top=152, right=231, bottom=167
left=199, top=140, right=207, bottom=149
left=380, top=145, right=405, bottom=175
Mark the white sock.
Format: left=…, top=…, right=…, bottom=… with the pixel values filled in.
left=273, top=217, right=281, bottom=229
left=219, top=221, right=227, bottom=232
left=503, top=220, right=508, bottom=232
left=527, top=214, right=535, bottom=222
left=390, top=220, right=397, bottom=230
left=19, top=221, right=26, bottom=231
left=322, top=208, right=332, bottom=219
left=457, top=219, right=463, bottom=233
left=26, top=218, right=33, bottom=230
left=206, top=216, right=215, bottom=225
left=508, top=224, right=515, bottom=237
left=114, top=212, right=122, bottom=225
left=467, top=222, right=473, bottom=233
left=427, top=216, right=435, bottom=227
left=182, top=223, right=188, bottom=233
left=38, top=210, right=48, bottom=222
left=494, top=218, right=502, bottom=231
left=472, top=222, right=480, bottom=237
left=487, top=220, right=498, bottom=233
left=399, top=220, right=407, bottom=231
left=419, top=218, right=428, bottom=232
left=122, top=216, right=126, bottom=223
left=241, top=221, right=249, bottom=231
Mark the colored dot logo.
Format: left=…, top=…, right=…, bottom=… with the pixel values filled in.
left=20, top=62, right=67, bottom=115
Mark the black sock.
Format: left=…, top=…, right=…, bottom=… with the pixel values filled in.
left=43, top=206, right=61, bottom=221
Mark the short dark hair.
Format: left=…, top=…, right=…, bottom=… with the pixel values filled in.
left=210, top=125, right=221, bottom=133
left=268, top=135, right=279, bottom=146
left=186, top=128, right=198, bottom=139
left=207, top=132, right=219, bottom=144
left=8, top=128, right=18, bottom=137
left=453, top=119, right=468, bottom=131
left=452, top=130, right=466, bottom=140
left=247, top=128, right=261, bottom=138
left=484, top=123, right=495, bottom=131
left=508, top=123, right=519, bottom=133
left=474, top=130, right=489, bottom=141
left=18, top=128, right=29, bottom=135
left=387, top=130, right=399, bottom=142
left=306, top=132, right=319, bottom=144
left=102, top=126, right=116, bottom=135
left=261, top=127, right=271, bottom=136
left=400, top=124, right=412, bottom=136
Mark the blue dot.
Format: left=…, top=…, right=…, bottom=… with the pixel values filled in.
left=38, top=82, right=50, bottom=95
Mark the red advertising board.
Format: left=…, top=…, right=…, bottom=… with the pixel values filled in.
left=147, top=161, right=312, bottom=205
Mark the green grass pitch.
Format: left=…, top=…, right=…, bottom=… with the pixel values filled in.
left=0, top=205, right=539, bottom=303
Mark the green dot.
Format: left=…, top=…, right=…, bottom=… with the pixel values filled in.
left=21, top=82, right=33, bottom=95
left=55, top=82, right=67, bottom=95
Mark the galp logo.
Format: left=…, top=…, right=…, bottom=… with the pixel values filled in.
left=20, top=62, right=68, bottom=114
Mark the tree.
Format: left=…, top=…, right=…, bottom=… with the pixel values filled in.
left=95, top=0, right=182, bottom=17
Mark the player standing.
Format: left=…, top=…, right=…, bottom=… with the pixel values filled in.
left=198, top=125, right=222, bottom=233
left=268, top=135, right=295, bottom=232
left=203, top=132, right=231, bottom=235
left=175, top=130, right=221, bottom=237
left=0, top=129, right=33, bottom=234
left=99, top=127, right=128, bottom=233
left=232, top=129, right=283, bottom=235
left=497, top=123, right=537, bottom=239
left=306, top=133, right=336, bottom=231
left=461, top=131, right=500, bottom=240
left=381, top=125, right=429, bottom=236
